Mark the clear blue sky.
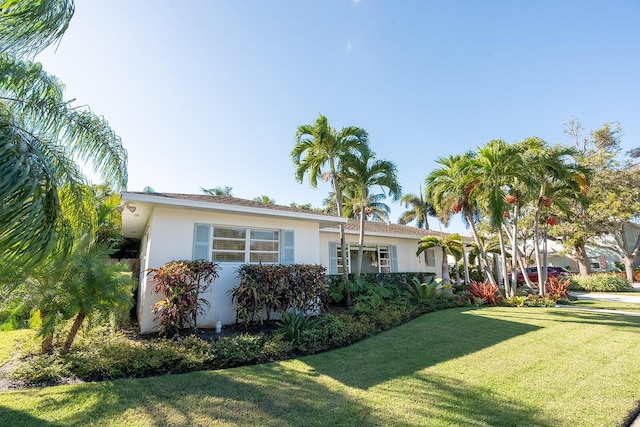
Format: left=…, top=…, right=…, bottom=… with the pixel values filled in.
left=35, top=1, right=640, bottom=234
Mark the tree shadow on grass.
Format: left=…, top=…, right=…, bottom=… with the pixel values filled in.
left=0, top=408, right=63, bottom=427
left=0, top=358, right=560, bottom=427
left=303, top=307, right=541, bottom=390
left=0, top=363, right=378, bottom=426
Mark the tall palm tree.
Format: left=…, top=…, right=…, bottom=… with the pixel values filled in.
left=341, top=149, right=401, bottom=276
left=398, top=184, right=436, bottom=229
left=416, top=234, right=463, bottom=290
left=291, top=114, right=369, bottom=289
left=201, top=186, right=233, bottom=196
left=425, top=152, right=498, bottom=286
left=1, top=0, right=127, bottom=268
left=473, top=139, right=528, bottom=297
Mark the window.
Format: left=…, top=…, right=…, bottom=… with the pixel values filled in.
left=329, top=243, right=397, bottom=274
left=424, top=249, right=436, bottom=267
left=194, top=224, right=294, bottom=264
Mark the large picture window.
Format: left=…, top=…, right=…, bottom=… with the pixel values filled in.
left=212, top=226, right=279, bottom=263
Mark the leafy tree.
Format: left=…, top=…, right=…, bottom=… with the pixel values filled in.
left=201, top=186, right=233, bottom=196
left=292, top=114, right=369, bottom=293
left=0, top=0, right=127, bottom=268
left=398, top=184, right=436, bottom=229
left=416, top=234, right=463, bottom=290
left=341, top=149, right=402, bottom=276
left=579, top=125, right=640, bottom=280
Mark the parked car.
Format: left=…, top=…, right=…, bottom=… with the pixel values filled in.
left=517, top=266, right=571, bottom=284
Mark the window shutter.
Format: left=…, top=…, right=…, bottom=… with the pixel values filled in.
left=390, top=245, right=398, bottom=273
left=329, top=241, right=338, bottom=274
left=281, top=230, right=295, bottom=265
left=192, top=223, right=211, bottom=260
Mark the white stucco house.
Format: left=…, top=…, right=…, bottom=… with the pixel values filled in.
left=120, top=192, right=444, bottom=333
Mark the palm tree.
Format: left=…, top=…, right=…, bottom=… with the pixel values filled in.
left=472, top=139, right=528, bottom=297
left=291, top=114, right=369, bottom=289
left=253, top=195, right=275, bottom=204
left=1, top=1, right=127, bottom=268
left=416, top=234, right=463, bottom=290
left=425, top=152, right=498, bottom=286
left=398, top=184, right=436, bottom=229
left=341, top=149, right=402, bottom=276
left=201, top=186, right=233, bottom=196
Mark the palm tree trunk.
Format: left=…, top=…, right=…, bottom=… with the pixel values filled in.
left=61, top=311, right=86, bottom=354
left=356, top=208, right=366, bottom=276
left=497, top=230, right=510, bottom=297
left=331, top=170, right=351, bottom=305
left=465, top=210, right=497, bottom=286
left=509, top=204, right=520, bottom=297
left=463, top=248, right=470, bottom=284
left=533, top=207, right=545, bottom=295
left=39, top=310, right=53, bottom=354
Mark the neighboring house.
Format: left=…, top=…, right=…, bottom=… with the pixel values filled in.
left=120, top=192, right=442, bottom=333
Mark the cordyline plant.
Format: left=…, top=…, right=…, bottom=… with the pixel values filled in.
left=148, top=260, right=219, bottom=337
left=545, top=275, right=571, bottom=300
left=468, top=280, right=502, bottom=306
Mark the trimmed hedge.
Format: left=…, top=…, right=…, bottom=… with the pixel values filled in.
left=569, top=274, right=632, bottom=292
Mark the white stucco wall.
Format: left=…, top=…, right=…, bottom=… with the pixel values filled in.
left=138, top=206, right=321, bottom=333
left=318, top=230, right=441, bottom=275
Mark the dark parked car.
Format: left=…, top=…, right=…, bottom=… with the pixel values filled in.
left=517, top=266, right=571, bottom=284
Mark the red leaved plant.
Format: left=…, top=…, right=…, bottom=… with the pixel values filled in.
left=469, top=280, right=502, bottom=306
left=546, top=275, right=571, bottom=299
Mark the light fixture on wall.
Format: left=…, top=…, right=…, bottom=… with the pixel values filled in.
left=116, top=203, right=137, bottom=213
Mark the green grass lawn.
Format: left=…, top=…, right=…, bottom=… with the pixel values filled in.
left=571, top=299, right=640, bottom=313
left=0, top=329, right=34, bottom=365
left=2, top=307, right=640, bottom=426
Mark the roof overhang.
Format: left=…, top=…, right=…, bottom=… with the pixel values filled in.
left=120, top=192, right=347, bottom=239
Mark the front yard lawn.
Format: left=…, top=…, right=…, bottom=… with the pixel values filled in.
left=1, top=307, right=639, bottom=426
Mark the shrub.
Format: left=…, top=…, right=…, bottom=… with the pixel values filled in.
left=231, top=264, right=328, bottom=326
left=468, top=280, right=502, bottom=306
left=148, top=260, right=220, bottom=337
left=569, top=274, right=632, bottom=292
left=546, top=276, right=571, bottom=299
left=405, top=276, right=440, bottom=303
left=504, top=295, right=556, bottom=307
left=277, top=312, right=323, bottom=342
left=9, top=354, right=70, bottom=385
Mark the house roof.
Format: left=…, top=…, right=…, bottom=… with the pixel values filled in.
left=119, top=192, right=347, bottom=238
left=322, top=218, right=470, bottom=242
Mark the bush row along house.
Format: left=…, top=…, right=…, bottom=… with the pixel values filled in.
left=120, top=192, right=446, bottom=333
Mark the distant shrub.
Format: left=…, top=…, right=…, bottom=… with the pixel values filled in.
left=569, top=274, right=632, bottom=292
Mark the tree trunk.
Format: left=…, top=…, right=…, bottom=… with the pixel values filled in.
left=356, top=208, right=366, bottom=276
left=463, top=248, right=470, bottom=284
left=61, top=312, right=86, bottom=355
left=39, top=310, right=54, bottom=354
left=623, top=255, right=635, bottom=282
left=331, top=170, right=351, bottom=305
left=575, top=243, right=591, bottom=276
left=497, top=229, right=510, bottom=298
left=464, top=210, right=497, bottom=286
left=440, top=247, right=453, bottom=295
left=509, top=204, right=520, bottom=297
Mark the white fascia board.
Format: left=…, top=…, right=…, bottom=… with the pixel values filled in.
left=121, top=192, right=346, bottom=227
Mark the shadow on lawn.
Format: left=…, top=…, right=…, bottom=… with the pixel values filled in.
left=0, top=353, right=559, bottom=426
left=304, top=307, right=541, bottom=390
left=0, top=364, right=379, bottom=426
left=547, top=308, right=640, bottom=328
